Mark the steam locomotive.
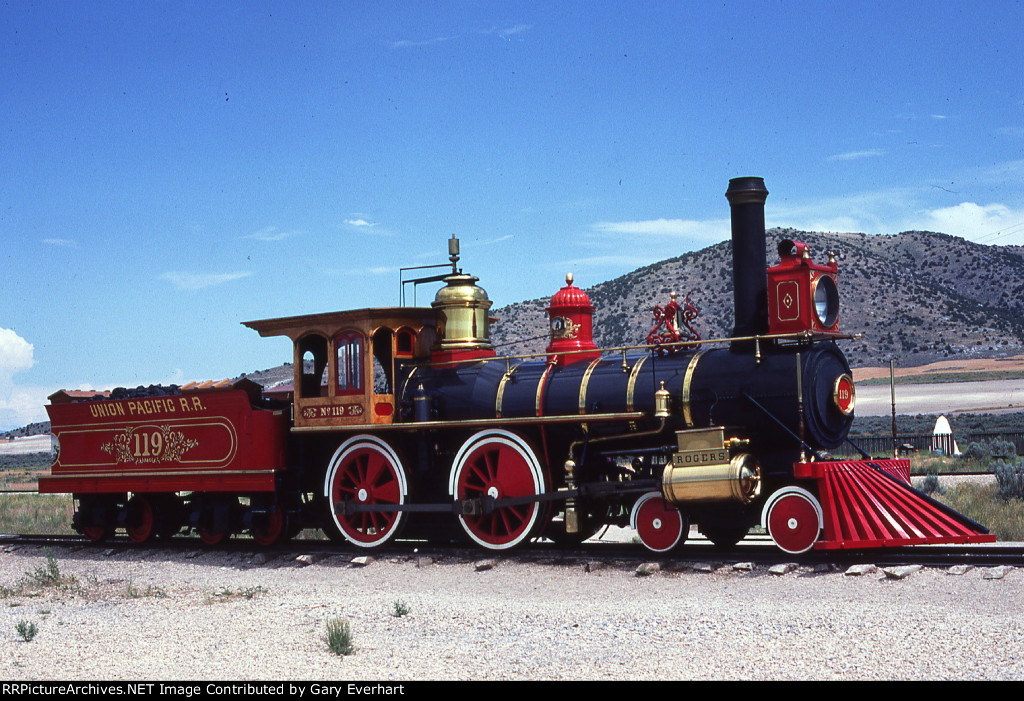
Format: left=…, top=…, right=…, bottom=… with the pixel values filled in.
left=40, top=177, right=995, bottom=553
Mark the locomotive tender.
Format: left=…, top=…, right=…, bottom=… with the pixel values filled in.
left=40, top=177, right=995, bottom=553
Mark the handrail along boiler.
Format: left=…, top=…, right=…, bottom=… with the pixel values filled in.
left=40, top=177, right=995, bottom=553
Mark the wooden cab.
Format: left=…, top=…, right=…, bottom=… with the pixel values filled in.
left=243, top=308, right=436, bottom=429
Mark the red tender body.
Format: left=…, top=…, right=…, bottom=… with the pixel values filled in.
left=40, top=382, right=288, bottom=495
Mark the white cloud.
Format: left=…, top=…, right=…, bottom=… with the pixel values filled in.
left=498, top=23, right=532, bottom=37
left=591, top=218, right=730, bottom=243
left=480, top=24, right=533, bottom=39
left=42, top=238, right=76, bottom=247
left=319, top=264, right=396, bottom=277
left=0, top=385, right=50, bottom=430
left=913, top=202, right=1024, bottom=243
left=538, top=218, right=735, bottom=281
left=390, top=36, right=457, bottom=48
left=344, top=219, right=376, bottom=228
left=827, top=149, right=885, bottom=162
left=0, top=328, right=46, bottom=429
left=765, top=185, right=1024, bottom=243
left=160, top=271, right=253, bottom=291
left=244, top=226, right=299, bottom=242
left=0, top=328, right=34, bottom=377
left=769, top=188, right=920, bottom=234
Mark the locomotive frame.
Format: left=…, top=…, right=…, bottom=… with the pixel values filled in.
left=39, top=177, right=996, bottom=554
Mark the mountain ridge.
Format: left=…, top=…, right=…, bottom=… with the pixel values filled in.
left=490, top=228, right=1024, bottom=368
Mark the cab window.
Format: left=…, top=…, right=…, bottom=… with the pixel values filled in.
left=336, top=331, right=364, bottom=394
left=298, top=334, right=328, bottom=398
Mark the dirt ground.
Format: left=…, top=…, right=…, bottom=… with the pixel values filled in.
left=854, top=355, right=1024, bottom=381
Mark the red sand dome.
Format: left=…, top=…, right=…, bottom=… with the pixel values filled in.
left=546, top=273, right=600, bottom=365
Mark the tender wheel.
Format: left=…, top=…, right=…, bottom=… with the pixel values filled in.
left=198, top=526, right=227, bottom=546
left=152, top=493, right=185, bottom=539
left=325, top=435, right=408, bottom=548
left=125, top=494, right=156, bottom=544
left=699, top=523, right=750, bottom=549
left=450, top=430, right=547, bottom=551
left=250, top=500, right=288, bottom=547
left=81, top=524, right=114, bottom=543
left=762, top=487, right=823, bottom=554
left=196, top=495, right=236, bottom=546
left=631, top=492, right=687, bottom=553
left=75, top=495, right=117, bottom=542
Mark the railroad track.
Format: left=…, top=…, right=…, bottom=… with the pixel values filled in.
left=3, top=532, right=1021, bottom=569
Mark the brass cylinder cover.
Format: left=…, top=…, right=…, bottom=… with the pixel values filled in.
left=662, top=452, right=762, bottom=505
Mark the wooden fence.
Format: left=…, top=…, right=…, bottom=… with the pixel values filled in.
left=840, top=431, right=1024, bottom=458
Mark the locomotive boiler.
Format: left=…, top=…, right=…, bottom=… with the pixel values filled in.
left=40, top=177, right=995, bottom=554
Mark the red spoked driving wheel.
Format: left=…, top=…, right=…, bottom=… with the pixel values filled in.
left=450, top=430, right=546, bottom=550
left=762, top=487, right=823, bottom=554
left=630, top=492, right=687, bottom=553
left=325, top=435, right=408, bottom=548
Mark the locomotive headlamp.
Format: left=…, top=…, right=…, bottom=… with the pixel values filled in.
left=767, top=241, right=841, bottom=334
left=812, top=274, right=839, bottom=328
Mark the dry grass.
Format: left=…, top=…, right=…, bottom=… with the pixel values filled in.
left=933, top=482, right=1024, bottom=542
left=0, top=457, right=50, bottom=491
left=912, top=454, right=989, bottom=474
left=0, top=493, right=76, bottom=535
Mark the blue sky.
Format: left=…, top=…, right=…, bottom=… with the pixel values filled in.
left=2, top=1, right=1024, bottom=429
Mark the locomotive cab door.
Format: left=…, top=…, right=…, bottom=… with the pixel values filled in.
left=369, top=327, right=396, bottom=424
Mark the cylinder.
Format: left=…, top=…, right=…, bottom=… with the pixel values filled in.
left=662, top=452, right=762, bottom=505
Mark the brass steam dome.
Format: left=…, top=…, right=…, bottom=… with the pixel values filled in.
left=432, top=272, right=493, bottom=353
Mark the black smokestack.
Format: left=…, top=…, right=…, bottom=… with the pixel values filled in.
left=725, top=176, right=769, bottom=338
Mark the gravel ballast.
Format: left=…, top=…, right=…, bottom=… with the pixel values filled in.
left=1, top=545, right=1021, bottom=681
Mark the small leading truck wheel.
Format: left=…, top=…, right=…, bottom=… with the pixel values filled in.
left=631, top=492, right=687, bottom=553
